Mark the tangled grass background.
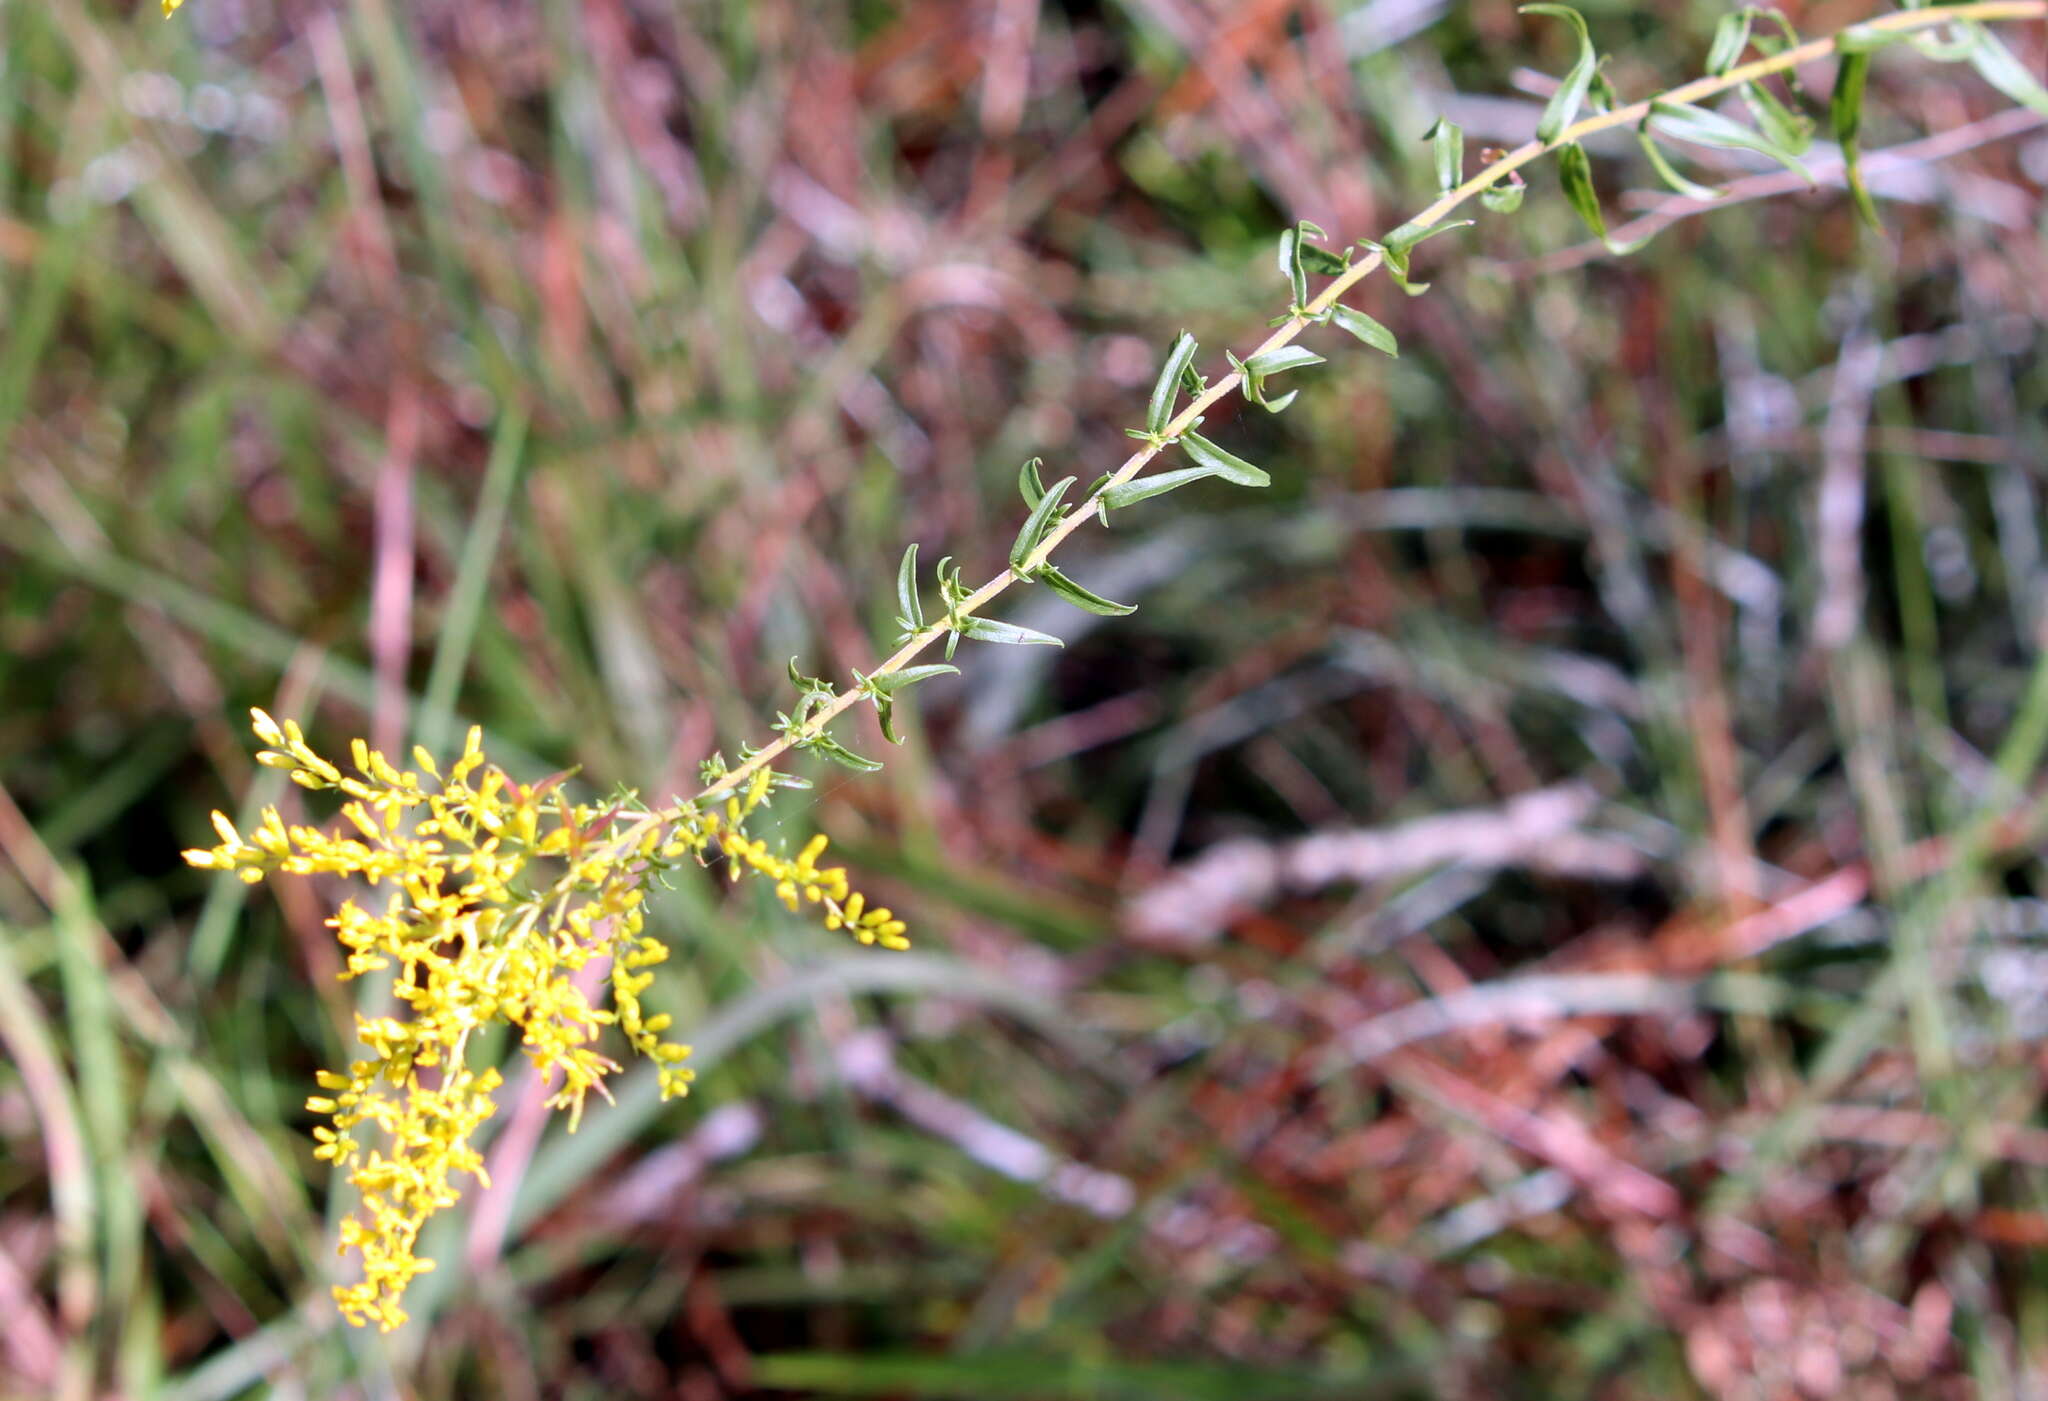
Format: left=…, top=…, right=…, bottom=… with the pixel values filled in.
left=6, top=0, right=2048, bottom=1395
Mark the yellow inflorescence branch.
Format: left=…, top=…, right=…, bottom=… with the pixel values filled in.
left=184, top=710, right=899, bottom=1329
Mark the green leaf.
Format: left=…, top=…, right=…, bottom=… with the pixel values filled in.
left=862, top=666, right=955, bottom=746
left=1379, top=257, right=1428, bottom=297
left=1099, top=465, right=1231, bottom=511
left=807, top=732, right=884, bottom=773
left=896, top=543, right=923, bottom=632
left=1330, top=304, right=1399, bottom=357
left=1648, top=99, right=1812, bottom=184
left=956, top=615, right=1064, bottom=648
left=1556, top=141, right=1649, bottom=254
left=1739, top=80, right=1814, bottom=156
left=870, top=664, right=960, bottom=694
left=1636, top=119, right=1722, bottom=202
left=1479, top=172, right=1527, bottom=214
left=1017, top=456, right=1046, bottom=509
left=1275, top=221, right=1345, bottom=309
left=1243, top=346, right=1325, bottom=379
left=1036, top=564, right=1137, bottom=616
left=1829, top=46, right=1881, bottom=232
left=787, top=657, right=834, bottom=695
left=1227, top=350, right=1294, bottom=413
left=1010, top=475, right=1074, bottom=573
left=1147, top=333, right=1198, bottom=436
left=1963, top=22, right=2048, bottom=117
left=1424, top=117, right=1464, bottom=193
left=1297, top=222, right=1349, bottom=275
left=1520, top=4, right=1597, bottom=145
left=1705, top=10, right=1753, bottom=74
left=1180, top=432, right=1270, bottom=488
left=1085, top=472, right=1114, bottom=525
left=1366, top=220, right=1472, bottom=297
left=1697, top=9, right=1820, bottom=160
left=870, top=692, right=900, bottom=745
left=1378, top=218, right=1473, bottom=259
left=1276, top=225, right=1309, bottom=306
left=1301, top=245, right=1348, bottom=276
left=1242, top=347, right=1325, bottom=409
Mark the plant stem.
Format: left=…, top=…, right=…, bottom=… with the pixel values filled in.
left=687, top=0, right=2046, bottom=810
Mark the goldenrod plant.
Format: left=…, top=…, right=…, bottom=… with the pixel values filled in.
left=182, top=0, right=2048, bottom=1330
left=182, top=712, right=896, bottom=1328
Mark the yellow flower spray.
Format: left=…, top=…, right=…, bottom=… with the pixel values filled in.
left=184, top=710, right=904, bottom=1329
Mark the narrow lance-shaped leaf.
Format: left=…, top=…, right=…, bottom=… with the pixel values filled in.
left=1734, top=8, right=1815, bottom=154
left=869, top=691, right=900, bottom=746
left=807, top=732, right=884, bottom=773
left=1180, top=432, right=1270, bottom=488
left=1520, top=4, right=1597, bottom=145
left=1962, top=21, right=2048, bottom=118
left=956, top=615, right=1064, bottom=648
left=1556, top=142, right=1649, bottom=255
left=934, top=556, right=965, bottom=659
left=1295, top=223, right=1349, bottom=275
left=1243, top=347, right=1326, bottom=381
left=1829, top=44, right=1880, bottom=232
left=1242, top=345, right=1326, bottom=408
left=1227, top=350, right=1293, bottom=414
left=1276, top=225, right=1309, bottom=306
left=1335, top=305, right=1400, bottom=358
left=1086, top=472, right=1114, bottom=525
left=1099, top=465, right=1233, bottom=511
left=1705, top=9, right=1753, bottom=74
left=1424, top=117, right=1464, bottom=193
left=787, top=657, right=834, bottom=695
left=1017, top=456, right=1047, bottom=509
left=1331, top=304, right=1399, bottom=357
left=1636, top=120, right=1723, bottom=203
left=1378, top=217, right=1474, bottom=259
left=1147, top=333, right=1197, bottom=436
left=896, top=543, right=923, bottom=632
left=1740, top=80, right=1813, bottom=156
left=1648, top=99, right=1812, bottom=185
left=868, top=664, right=960, bottom=694
left=1364, top=220, right=1473, bottom=297
left=863, top=664, right=958, bottom=745
left=1037, top=564, right=1137, bottom=616
left=1010, top=475, right=1074, bottom=573
left=1275, top=221, right=1345, bottom=312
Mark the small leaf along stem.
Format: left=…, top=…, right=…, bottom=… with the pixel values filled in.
left=685, top=0, right=2048, bottom=813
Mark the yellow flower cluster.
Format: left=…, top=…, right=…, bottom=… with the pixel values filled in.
left=184, top=710, right=902, bottom=1328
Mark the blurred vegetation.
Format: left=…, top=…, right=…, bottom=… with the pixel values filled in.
left=5, top=0, right=2048, bottom=1396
